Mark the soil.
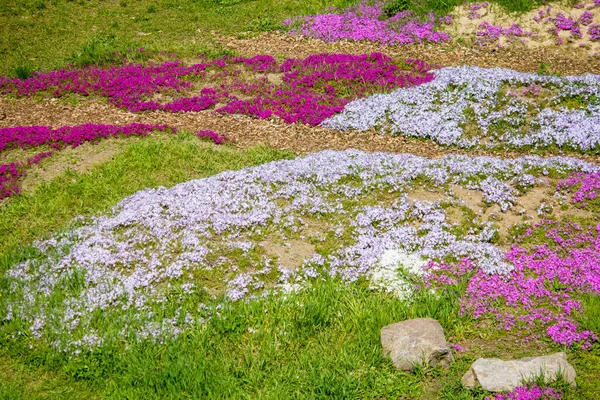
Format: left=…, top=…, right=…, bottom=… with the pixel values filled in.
left=261, top=237, right=316, bottom=271
left=450, top=1, right=600, bottom=55
left=2, top=97, right=600, bottom=164
left=19, top=140, right=130, bottom=194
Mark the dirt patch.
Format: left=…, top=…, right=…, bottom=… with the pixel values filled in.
left=261, top=237, right=316, bottom=270
left=407, top=188, right=447, bottom=203
left=451, top=185, right=484, bottom=210
left=0, top=97, right=460, bottom=159
left=459, top=333, right=552, bottom=359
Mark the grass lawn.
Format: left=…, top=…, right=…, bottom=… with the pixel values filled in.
left=0, top=0, right=356, bottom=76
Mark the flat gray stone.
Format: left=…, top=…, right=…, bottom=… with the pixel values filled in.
left=380, top=318, right=453, bottom=371
left=461, top=352, right=577, bottom=392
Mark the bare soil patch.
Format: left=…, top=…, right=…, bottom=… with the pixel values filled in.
left=261, top=237, right=316, bottom=271
left=19, top=140, right=133, bottom=194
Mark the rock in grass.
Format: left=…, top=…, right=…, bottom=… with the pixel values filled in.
left=461, top=352, right=577, bottom=392
left=380, top=318, right=453, bottom=371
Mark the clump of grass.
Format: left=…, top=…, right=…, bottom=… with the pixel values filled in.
left=10, top=64, right=37, bottom=79
left=67, top=34, right=152, bottom=67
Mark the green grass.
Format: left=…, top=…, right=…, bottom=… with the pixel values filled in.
left=0, top=352, right=99, bottom=400
left=2, top=267, right=596, bottom=399
left=0, top=131, right=294, bottom=258
left=0, top=272, right=466, bottom=399
left=384, top=0, right=563, bottom=18
left=0, top=0, right=356, bottom=76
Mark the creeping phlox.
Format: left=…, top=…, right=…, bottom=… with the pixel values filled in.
left=426, top=219, right=600, bottom=349
left=0, top=53, right=433, bottom=126
left=284, top=1, right=451, bottom=45
left=2, top=150, right=597, bottom=354
left=324, top=65, right=600, bottom=153
left=556, top=171, right=600, bottom=206
left=485, top=384, right=563, bottom=400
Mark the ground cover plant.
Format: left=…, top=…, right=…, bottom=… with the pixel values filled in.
left=2, top=150, right=600, bottom=398
left=0, top=53, right=433, bottom=125
left=324, top=65, right=600, bottom=154
left=284, top=1, right=453, bottom=45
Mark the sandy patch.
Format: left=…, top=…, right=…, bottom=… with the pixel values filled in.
left=261, top=236, right=316, bottom=270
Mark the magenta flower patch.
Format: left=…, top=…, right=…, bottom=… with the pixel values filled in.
left=0, top=53, right=433, bottom=127
left=557, top=172, right=600, bottom=207
left=426, top=220, right=600, bottom=349
left=195, top=130, right=226, bottom=144
left=486, top=385, right=562, bottom=400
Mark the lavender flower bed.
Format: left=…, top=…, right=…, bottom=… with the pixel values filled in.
left=323, top=65, right=600, bottom=153
left=2, top=150, right=597, bottom=353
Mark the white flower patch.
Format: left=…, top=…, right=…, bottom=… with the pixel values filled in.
left=369, top=249, right=427, bottom=300
left=323, top=66, right=600, bottom=152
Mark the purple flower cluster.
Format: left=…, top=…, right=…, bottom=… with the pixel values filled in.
left=195, top=130, right=226, bottom=144
left=475, top=22, right=532, bottom=46
left=557, top=172, right=600, bottom=206
left=590, top=23, right=600, bottom=41
left=1, top=161, right=24, bottom=198
left=324, top=65, right=600, bottom=153
left=217, top=53, right=433, bottom=125
left=0, top=151, right=54, bottom=197
left=427, top=220, right=600, bottom=349
left=0, top=123, right=173, bottom=199
left=284, top=1, right=451, bottom=45
left=469, top=2, right=490, bottom=19
left=3, top=150, right=597, bottom=352
left=0, top=53, right=433, bottom=126
left=535, top=6, right=599, bottom=43
left=485, top=385, right=562, bottom=400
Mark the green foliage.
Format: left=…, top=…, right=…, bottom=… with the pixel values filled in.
left=67, top=34, right=150, bottom=67
left=382, top=0, right=411, bottom=18
left=249, top=16, right=280, bottom=32
left=382, top=0, right=546, bottom=19
left=578, top=294, right=600, bottom=334
left=11, top=64, right=37, bottom=79
left=0, top=352, right=99, bottom=399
